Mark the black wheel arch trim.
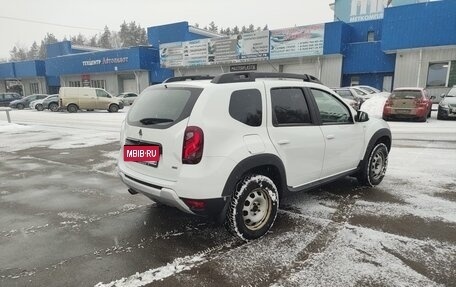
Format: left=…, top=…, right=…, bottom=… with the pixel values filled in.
left=357, top=128, right=392, bottom=170
left=221, top=154, right=287, bottom=198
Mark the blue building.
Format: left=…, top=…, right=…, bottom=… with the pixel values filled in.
left=0, top=22, right=216, bottom=96
left=2, top=4, right=455, bottom=98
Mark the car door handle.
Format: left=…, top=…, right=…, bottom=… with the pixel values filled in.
left=326, top=135, right=335, bottom=140
left=277, top=140, right=290, bottom=145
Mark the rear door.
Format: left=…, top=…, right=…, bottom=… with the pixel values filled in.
left=122, top=85, right=203, bottom=181
left=266, top=83, right=325, bottom=187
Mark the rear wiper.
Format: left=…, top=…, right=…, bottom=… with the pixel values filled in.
left=139, top=118, right=174, bottom=125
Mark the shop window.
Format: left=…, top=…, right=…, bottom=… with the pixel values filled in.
left=426, top=62, right=449, bottom=87
left=367, top=31, right=375, bottom=42
left=69, top=81, right=81, bottom=87
left=91, top=80, right=106, bottom=89
left=30, top=83, right=39, bottom=94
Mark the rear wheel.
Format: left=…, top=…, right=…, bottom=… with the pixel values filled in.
left=357, top=143, right=389, bottom=187
left=225, top=174, right=279, bottom=241
left=67, top=104, right=78, bottom=113
left=36, top=104, right=44, bottom=111
left=49, top=102, right=59, bottom=112
left=437, top=111, right=445, bottom=120
left=108, top=104, right=119, bottom=113
left=16, top=103, right=24, bottom=110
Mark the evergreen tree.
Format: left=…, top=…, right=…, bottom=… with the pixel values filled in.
left=27, top=41, right=40, bottom=59
left=208, top=21, right=218, bottom=33
left=38, top=33, right=58, bottom=59
left=99, top=26, right=112, bottom=48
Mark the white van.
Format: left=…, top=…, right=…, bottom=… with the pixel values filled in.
left=59, top=87, right=124, bottom=113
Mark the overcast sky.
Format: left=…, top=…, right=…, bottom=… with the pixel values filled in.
left=0, top=0, right=334, bottom=60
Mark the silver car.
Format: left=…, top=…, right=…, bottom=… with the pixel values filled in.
left=117, top=92, right=138, bottom=105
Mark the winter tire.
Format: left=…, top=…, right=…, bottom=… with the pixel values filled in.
left=36, top=104, right=44, bottom=111
left=49, top=102, right=59, bottom=112
left=108, top=104, right=119, bottom=113
left=67, top=104, right=78, bottom=113
left=16, top=103, right=24, bottom=110
left=357, top=143, right=389, bottom=187
left=225, top=174, right=279, bottom=241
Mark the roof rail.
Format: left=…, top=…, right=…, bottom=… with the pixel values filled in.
left=211, top=72, right=322, bottom=84
left=163, top=75, right=214, bottom=83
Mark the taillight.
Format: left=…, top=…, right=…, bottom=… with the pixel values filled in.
left=415, top=98, right=427, bottom=108
left=182, top=126, right=204, bottom=164
left=384, top=98, right=392, bottom=107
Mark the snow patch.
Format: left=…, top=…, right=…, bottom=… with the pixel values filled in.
left=360, top=95, right=388, bottom=119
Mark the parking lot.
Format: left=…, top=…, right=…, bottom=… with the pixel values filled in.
left=1, top=108, right=455, bottom=287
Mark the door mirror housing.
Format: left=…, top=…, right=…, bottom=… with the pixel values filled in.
left=355, top=110, right=369, bottom=122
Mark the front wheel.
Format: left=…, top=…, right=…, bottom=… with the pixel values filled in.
left=49, top=102, right=59, bottom=112
left=357, top=143, right=389, bottom=187
left=108, top=104, right=119, bottom=113
left=36, top=104, right=44, bottom=111
left=225, top=174, right=279, bottom=241
left=16, top=103, right=24, bottom=110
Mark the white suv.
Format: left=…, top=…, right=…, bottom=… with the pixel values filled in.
left=117, top=72, right=391, bottom=240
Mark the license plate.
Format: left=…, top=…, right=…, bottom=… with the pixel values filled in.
left=124, top=145, right=160, bottom=163
left=397, top=109, right=410, bottom=114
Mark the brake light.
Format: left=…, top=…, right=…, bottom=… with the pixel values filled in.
left=415, top=98, right=427, bottom=108
left=182, top=126, right=204, bottom=164
left=384, top=98, right=392, bottom=107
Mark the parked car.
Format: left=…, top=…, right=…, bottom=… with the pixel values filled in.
left=117, top=92, right=138, bottom=105
left=0, top=92, right=21, bottom=107
left=352, top=85, right=381, bottom=94
left=37, top=94, right=59, bottom=111
left=383, top=87, right=433, bottom=122
left=59, top=87, right=124, bottom=113
left=29, top=99, right=45, bottom=110
left=333, top=87, right=364, bottom=110
left=9, top=94, right=48, bottom=109
left=117, top=72, right=391, bottom=240
left=340, top=86, right=373, bottom=101
left=437, top=86, right=456, bottom=120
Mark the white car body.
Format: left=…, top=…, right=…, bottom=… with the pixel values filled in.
left=117, top=73, right=392, bottom=239
left=29, top=99, right=44, bottom=109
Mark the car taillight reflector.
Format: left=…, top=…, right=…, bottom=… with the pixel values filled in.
left=182, top=126, right=204, bottom=164
left=183, top=198, right=206, bottom=210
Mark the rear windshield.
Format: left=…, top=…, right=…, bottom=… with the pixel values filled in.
left=127, top=86, right=203, bottom=128
left=391, top=90, right=422, bottom=99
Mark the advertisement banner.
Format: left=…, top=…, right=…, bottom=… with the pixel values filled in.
left=208, top=36, right=239, bottom=64
left=182, top=39, right=210, bottom=66
left=270, top=24, right=325, bottom=59
left=159, top=42, right=184, bottom=68
left=238, top=30, right=270, bottom=60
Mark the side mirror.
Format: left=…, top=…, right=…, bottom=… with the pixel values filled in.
left=355, top=110, right=369, bottom=122
left=441, top=93, right=446, bottom=98
left=430, top=95, right=436, bottom=100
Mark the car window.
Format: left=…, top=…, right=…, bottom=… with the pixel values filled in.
left=352, top=87, right=367, bottom=96
left=335, top=89, right=354, bottom=99
left=271, top=87, right=311, bottom=126
left=391, top=90, right=422, bottom=99
left=127, top=86, right=202, bottom=128
left=447, top=88, right=456, bottom=97
left=311, top=88, right=352, bottom=124
left=96, top=89, right=110, bottom=98
left=4, top=94, right=14, bottom=100
left=229, top=89, right=262, bottom=127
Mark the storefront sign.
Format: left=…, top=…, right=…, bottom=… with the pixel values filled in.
left=270, top=24, right=324, bottom=59
left=81, top=74, right=90, bottom=87
left=238, top=30, right=270, bottom=60
left=160, top=42, right=184, bottom=68
left=82, top=57, right=129, bottom=66
left=182, top=39, right=210, bottom=66
left=208, top=36, right=239, bottom=64
left=230, top=64, right=257, bottom=72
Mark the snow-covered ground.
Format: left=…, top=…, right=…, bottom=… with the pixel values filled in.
left=0, top=109, right=455, bottom=287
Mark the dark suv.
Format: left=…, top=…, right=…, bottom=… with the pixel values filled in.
left=0, top=92, right=21, bottom=107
